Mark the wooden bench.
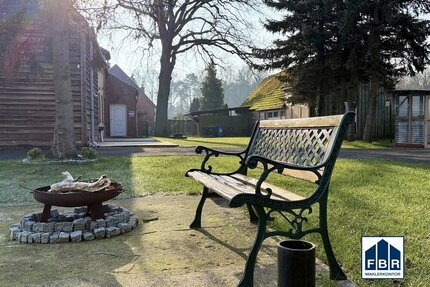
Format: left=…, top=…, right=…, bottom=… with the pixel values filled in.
left=186, top=113, right=355, bottom=287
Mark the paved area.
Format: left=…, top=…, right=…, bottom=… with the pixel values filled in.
left=0, top=195, right=356, bottom=287
left=339, top=148, right=430, bottom=164
left=99, top=138, right=178, bottom=148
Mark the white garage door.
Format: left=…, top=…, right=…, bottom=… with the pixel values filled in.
left=110, top=104, right=127, bottom=137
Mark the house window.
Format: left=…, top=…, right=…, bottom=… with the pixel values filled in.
left=259, top=112, right=265, bottom=120
left=281, top=110, right=286, bottom=119
left=267, top=111, right=280, bottom=119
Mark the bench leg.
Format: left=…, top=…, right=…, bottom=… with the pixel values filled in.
left=237, top=205, right=266, bottom=287
left=246, top=204, right=258, bottom=224
left=190, top=187, right=209, bottom=229
left=320, top=193, right=347, bottom=280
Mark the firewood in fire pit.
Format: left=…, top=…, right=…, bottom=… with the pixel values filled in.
left=48, top=171, right=112, bottom=193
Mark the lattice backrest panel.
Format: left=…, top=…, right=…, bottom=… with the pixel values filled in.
left=247, top=115, right=347, bottom=168
left=249, top=127, right=335, bottom=167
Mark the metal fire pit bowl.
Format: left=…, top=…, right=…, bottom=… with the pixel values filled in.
left=33, top=182, right=123, bottom=222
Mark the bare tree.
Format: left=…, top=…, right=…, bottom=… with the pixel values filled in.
left=79, top=0, right=257, bottom=136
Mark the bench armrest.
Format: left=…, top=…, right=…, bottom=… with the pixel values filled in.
left=187, top=146, right=247, bottom=175
left=245, top=155, right=323, bottom=198
left=195, top=146, right=247, bottom=157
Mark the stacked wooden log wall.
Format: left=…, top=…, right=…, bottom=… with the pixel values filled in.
left=0, top=17, right=101, bottom=148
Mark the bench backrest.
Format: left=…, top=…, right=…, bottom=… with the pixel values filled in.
left=246, top=113, right=355, bottom=181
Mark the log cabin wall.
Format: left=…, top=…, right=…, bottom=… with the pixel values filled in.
left=0, top=3, right=104, bottom=148
left=81, top=32, right=101, bottom=144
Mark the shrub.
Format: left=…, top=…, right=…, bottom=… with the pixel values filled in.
left=81, top=147, right=98, bottom=159
left=27, top=147, right=44, bottom=160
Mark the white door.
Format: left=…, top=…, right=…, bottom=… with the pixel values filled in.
left=110, top=104, right=127, bottom=137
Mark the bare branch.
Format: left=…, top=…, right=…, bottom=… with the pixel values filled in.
left=76, top=0, right=260, bottom=135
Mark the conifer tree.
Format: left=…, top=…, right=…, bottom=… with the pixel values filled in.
left=200, top=62, right=224, bottom=111
left=254, top=0, right=339, bottom=116
left=255, top=0, right=430, bottom=141
left=189, top=98, right=200, bottom=113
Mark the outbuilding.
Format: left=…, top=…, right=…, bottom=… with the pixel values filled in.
left=241, top=72, right=309, bottom=125
left=105, top=65, right=156, bottom=138
left=393, top=90, right=430, bottom=147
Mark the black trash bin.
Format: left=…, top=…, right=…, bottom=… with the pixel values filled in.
left=278, top=240, right=316, bottom=287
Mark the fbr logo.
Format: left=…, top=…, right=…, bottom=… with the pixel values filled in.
left=362, top=237, right=404, bottom=279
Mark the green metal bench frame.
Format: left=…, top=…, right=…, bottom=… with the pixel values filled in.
left=186, top=112, right=355, bottom=287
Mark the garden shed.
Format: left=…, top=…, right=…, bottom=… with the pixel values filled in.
left=393, top=90, right=430, bottom=148
left=241, top=73, right=309, bottom=124
left=105, top=65, right=156, bottom=138
left=186, top=107, right=251, bottom=137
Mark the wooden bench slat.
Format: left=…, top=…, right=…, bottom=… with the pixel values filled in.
left=280, top=168, right=323, bottom=183
left=231, top=174, right=305, bottom=201
left=188, top=171, right=304, bottom=202
left=256, top=163, right=323, bottom=183
left=259, top=114, right=343, bottom=129
left=188, top=171, right=251, bottom=201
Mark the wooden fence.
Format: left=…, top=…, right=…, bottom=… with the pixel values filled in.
left=356, top=83, right=395, bottom=140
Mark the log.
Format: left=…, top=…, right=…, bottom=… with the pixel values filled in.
left=48, top=171, right=112, bottom=193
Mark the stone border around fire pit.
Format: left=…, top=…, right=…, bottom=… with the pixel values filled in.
left=9, top=204, right=139, bottom=244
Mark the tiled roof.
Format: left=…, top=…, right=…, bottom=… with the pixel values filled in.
left=241, top=72, right=288, bottom=111
left=109, top=65, right=141, bottom=91
left=108, top=64, right=156, bottom=107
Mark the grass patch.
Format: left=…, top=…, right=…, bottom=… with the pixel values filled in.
left=0, top=155, right=244, bottom=205
left=0, top=157, right=192, bottom=205
left=342, top=138, right=392, bottom=149
left=155, top=136, right=391, bottom=150
left=153, top=137, right=250, bottom=148
left=0, top=156, right=428, bottom=286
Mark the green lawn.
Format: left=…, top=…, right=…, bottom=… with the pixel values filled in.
left=342, top=138, right=392, bottom=149
left=155, top=136, right=391, bottom=149
left=154, top=136, right=251, bottom=148
left=1, top=156, right=428, bottom=286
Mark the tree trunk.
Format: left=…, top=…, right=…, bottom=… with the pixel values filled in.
left=362, top=77, right=379, bottom=142
left=362, top=3, right=381, bottom=142
left=346, top=74, right=358, bottom=140
left=50, top=0, right=77, bottom=159
left=154, top=41, right=174, bottom=136
left=347, top=48, right=359, bottom=140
